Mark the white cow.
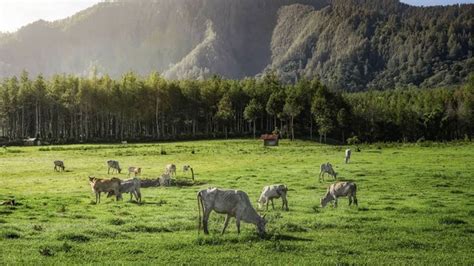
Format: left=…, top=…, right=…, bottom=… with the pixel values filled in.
left=107, top=177, right=141, bottom=202
left=319, top=162, right=337, bottom=181
left=257, top=184, right=289, bottom=211
left=159, top=172, right=171, bottom=187
left=345, top=149, right=352, bottom=164
left=128, top=166, right=141, bottom=177
left=165, top=164, right=176, bottom=177
left=183, top=164, right=194, bottom=180
left=197, top=188, right=266, bottom=237
left=320, top=181, right=358, bottom=208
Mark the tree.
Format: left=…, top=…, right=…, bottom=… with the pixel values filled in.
left=215, top=94, right=234, bottom=139
left=283, top=86, right=303, bottom=141
left=337, top=108, right=349, bottom=143
left=244, top=99, right=262, bottom=139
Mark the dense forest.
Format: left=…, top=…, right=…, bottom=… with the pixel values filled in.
left=0, top=0, right=472, bottom=90
left=0, top=71, right=472, bottom=145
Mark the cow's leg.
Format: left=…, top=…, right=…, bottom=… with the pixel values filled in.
left=271, top=199, right=275, bottom=210
left=349, top=196, right=352, bottom=206
left=266, top=200, right=269, bottom=211
left=334, top=197, right=338, bottom=208
left=281, top=195, right=289, bottom=211
left=136, top=190, right=142, bottom=202
left=203, top=209, right=211, bottom=235
left=130, top=192, right=134, bottom=201
left=236, top=216, right=241, bottom=234
left=353, top=195, right=358, bottom=206
left=222, top=214, right=231, bottom=235
left=107, top=167, right=110, bottom=174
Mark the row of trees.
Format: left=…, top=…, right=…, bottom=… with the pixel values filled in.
left=0, top=71, right=472, bottom=144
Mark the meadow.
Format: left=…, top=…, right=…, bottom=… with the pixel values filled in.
left=0, top=139, right=473, bottom=264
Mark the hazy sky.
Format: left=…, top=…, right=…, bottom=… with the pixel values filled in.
left=0, top=0, right=473, bottom=32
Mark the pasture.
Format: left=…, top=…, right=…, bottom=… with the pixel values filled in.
left=0, top=140, right=473, bottom=264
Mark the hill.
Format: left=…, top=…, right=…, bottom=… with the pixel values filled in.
left=0, top=0, right=472, bottom=90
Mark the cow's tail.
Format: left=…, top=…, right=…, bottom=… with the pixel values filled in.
left=197, top=191, right=203, bottom=235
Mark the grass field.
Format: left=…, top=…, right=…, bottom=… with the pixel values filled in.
left=0, top=139, right=473, bottom=264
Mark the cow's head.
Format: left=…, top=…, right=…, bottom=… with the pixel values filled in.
left=320, top=192, right=332, bottom=208
left=88, top=176, right=97, bottom=183
left=257, top=198, right=267, bottom=210
left=257, top=214, right=267, bottom=238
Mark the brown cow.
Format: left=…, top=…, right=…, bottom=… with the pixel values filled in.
left=89, top=176, right=122, bottom=203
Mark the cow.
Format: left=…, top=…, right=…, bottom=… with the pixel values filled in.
left=107, top=160, right=121, bottom=174
left=183, top=164, right=194, bottom=180
left=165, top=164, right=177, bottom=177
left=257, top=184, right=289, bottom=211
left=107, top=177, right=141, bottom=202
left=320, top=181, right=358, bottom=208
left=345, top=149, right=352, bottom=164
left=88, top=176, right=122, bottom=204
left=319, top=162, right=337, bottom=182
left=159, top=173, right=171, bottom=187
left=197, top=188, right=266, bottom=237
left=54, top=160, right=65, bottom=172
left=128, top=166, right=141, bottom=177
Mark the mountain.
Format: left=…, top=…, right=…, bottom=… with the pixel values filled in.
left=0, top=0, right=472, bottom=90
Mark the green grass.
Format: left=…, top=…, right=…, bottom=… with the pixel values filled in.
left=0, top=140, right=473, bottom=264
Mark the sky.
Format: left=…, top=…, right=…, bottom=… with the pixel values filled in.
left=0, top=0, right=473, bottom=33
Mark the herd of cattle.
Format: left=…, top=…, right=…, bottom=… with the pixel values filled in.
left=53, top=148, right=357, bottom=237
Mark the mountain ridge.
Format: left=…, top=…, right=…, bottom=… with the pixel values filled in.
left=0, top=0, right=472, bottom=90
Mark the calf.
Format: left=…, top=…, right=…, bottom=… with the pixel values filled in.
left=54, top=160, right=65, bottom=172
left=197, top=188, right=266, bottom=237
left=107, top=160, right=121, bottom=174
left=320, top=181, right=358, bottom=208
left=128, top=166, right=141, bottom=177
left=89, top=176, right=122, bottom=204
left=345, top=149, right=352, bottom=164
left=257, top=184, right=289, bottom=211
left=165, top=164, right=177, bottom=177
left=319, top=162, right=337, bottom=181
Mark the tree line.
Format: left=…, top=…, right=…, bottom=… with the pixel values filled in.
left=0, top=71, right=472, bottom=144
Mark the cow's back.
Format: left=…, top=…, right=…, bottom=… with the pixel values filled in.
left=330, top=182, right=356, bottom=196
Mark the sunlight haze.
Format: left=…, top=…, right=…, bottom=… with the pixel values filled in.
left=0, top=0, right=101, bottom=32
left=0, top=0, right=473, bottom=32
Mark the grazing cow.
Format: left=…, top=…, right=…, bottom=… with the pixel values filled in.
left=54, top=160, right=65, bottom=172
left=165, top=164, right=177, bottom=177
left=197, top=188, right=266, bottom=237
left=107, top=160, right=121, bottom=174
left=128, top=167, right=141, bottom=177
left=320, top=182, right=358, bottom=208
left=88, top=176, right=122, bottom=204
left=345, top=149, right=352, bottom=164
left=159, top=173, right=171, bottom=187
left=257, top=184, right=289, bottom=211
left=183, top=164, right=194, bottom=180
left=107, top=177, right=141, bottom=202
left=319, top=162, right=337, bottom=181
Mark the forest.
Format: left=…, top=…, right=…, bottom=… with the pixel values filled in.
left=0, top=71, right=472, bottom=145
